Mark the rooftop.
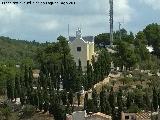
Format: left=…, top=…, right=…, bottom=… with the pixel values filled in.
left=69, top=36, right=94, bottom=43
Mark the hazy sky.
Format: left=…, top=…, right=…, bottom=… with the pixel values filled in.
left=0, top=0, right=160, bottom=42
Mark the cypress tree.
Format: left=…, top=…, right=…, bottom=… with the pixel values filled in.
left=39, top=71, right=45, bottom=89
left=52, top=103, right=66, bottom=120
left=126, top=92, right=133, bottom=109
left=86, top=60, right=93, bottom=89
left=86, top=99, right=94, bottom=113
left=100, top=89, right=106, bottom=113
left=50, top=64, right=57, bottom=90
left=20, top=76, right=26, bottom=105
left=158, top=91, right=160, bottom=109
left=143, top=91, right=150, bottom=110
left=134, top=90, right=144, bottom=109
left=153, top=87, right=158, bottom=111
left=34, top=90, right=39, bottom=110
left=14, top=75, right=20, bottom=101
left=56, top=71, right=61, bottom=91
left=28, top=67, right=33, bottom=89
left=84, top=92, right=88, bottom=110
left=24, top=65, right=29, bottom=89
left=61, top=90, right=67, bottom=105
left=20, top=85, right=26, bottom=105
left=38, top=90, right=43, bottom=111
left=52, top=89, right=66, bottom=120
left=112, top=107, right=119, bottom=120
left=105, top=98, right=111, bottom=115
left=77, top=92, right=81, bottom=106
left=117, top=89, right=123, bottom=120
left=6, top=79, right=14, bottom=101
left=92, top=88, right=98, bottom=112
left=68, top=89, right=73, bottom=106
left=108, top=88, right=115, bottom=114
left=76, top=59, right=83, bottom=92
left=43, top=89, right=49, bottom=113
left=66, top=101, right=72, bottom=114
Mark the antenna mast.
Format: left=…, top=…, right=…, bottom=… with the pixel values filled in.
left=118, top=22, right=121, bottom=41
left=68, top=24, right=70, bottom=40
left=109, top=0, right=113, bottom=46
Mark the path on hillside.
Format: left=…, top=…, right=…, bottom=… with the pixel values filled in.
left=77, top=72, right=121, bottom=107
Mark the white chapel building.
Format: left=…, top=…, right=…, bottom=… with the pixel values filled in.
left=69, top=28, right=95, bottom=71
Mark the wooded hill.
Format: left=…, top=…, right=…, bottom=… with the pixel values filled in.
left=0, top=36, right=43, bottom=67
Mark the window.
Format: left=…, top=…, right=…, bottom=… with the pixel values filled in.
left=77, top=47, right=81, bottom=52
left=125, top=116, right=129, bottom=119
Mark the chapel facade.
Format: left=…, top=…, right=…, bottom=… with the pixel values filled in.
left=69, top=28, right=95, bottom=71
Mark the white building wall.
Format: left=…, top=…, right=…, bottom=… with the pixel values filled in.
left=69, top=28, right=94, bottom=71
left=89, top=42, right=94, bottom=63
left=72, top=111, right=86, bottom=120
left=69, top=38, right=88, bottom=71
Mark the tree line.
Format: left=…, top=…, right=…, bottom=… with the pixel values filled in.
left=84, top=84, right=160, bottom=120
left=5, top=36, right=111, bottom=120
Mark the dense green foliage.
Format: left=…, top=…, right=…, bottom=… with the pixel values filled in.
left=3, top=35, right=111, bottom=119
left=1, top=22, right=160, bottom=119
left=0, top=36, right=42, bottom=66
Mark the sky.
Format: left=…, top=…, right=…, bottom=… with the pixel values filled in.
left=0, top=0, right=160, bottom=42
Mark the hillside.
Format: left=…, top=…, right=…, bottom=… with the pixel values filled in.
left=0, top=36, right=42, bottom=67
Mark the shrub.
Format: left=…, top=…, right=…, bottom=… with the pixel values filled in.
left=0, top=106, right=11, bottom=120
left=22, top=104, right=36, bottom=118
left=127, top=104, right=140, bottom=113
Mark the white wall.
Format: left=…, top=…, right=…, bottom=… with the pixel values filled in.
left=69, top=38, right=88, bottom=71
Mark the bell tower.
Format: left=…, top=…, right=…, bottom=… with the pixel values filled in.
left=76, top=28, right=82, bottom=39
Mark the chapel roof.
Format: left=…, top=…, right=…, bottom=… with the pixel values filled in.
left=69, top=36, right=94, bottom=43
left=69, top=28, right=94, bottom=43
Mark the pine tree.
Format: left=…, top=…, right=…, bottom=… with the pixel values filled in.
left=96, top=49, right=111, bottom=81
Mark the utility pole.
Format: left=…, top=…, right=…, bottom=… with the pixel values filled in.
left=109, top=0, right=113, bottom=47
